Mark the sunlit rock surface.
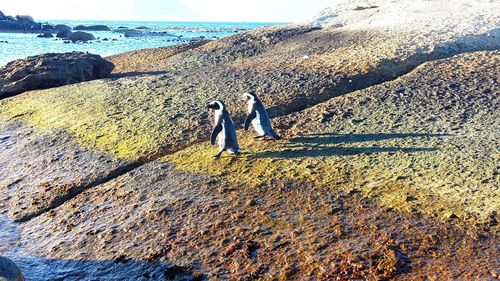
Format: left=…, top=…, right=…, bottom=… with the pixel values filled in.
left=0, top=0, right=499, bottom=279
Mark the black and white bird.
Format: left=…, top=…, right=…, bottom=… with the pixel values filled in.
left=206, top=100, right=240, bottom=157
left=242, top=92, right=280, bottom=140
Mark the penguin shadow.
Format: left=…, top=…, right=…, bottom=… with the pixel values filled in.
left=110, top=71, right=169, bottom=79
left=250, top=133, right=449, bottom=159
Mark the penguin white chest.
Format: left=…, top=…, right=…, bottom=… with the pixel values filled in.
left=218, top=125, right=226, bottom=148
left=214, top=110, right=226, bottom=147
left=252, top=111, right=265, bottom=135
left=248, top=102, right=264, bottom=135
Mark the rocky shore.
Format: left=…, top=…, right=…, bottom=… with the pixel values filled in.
left=0, top=0, right=499, bottom=279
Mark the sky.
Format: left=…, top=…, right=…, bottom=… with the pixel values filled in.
left=0, top=0, right=341, bottom=22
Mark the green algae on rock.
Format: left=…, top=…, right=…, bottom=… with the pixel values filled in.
left=165, top=51, right=500, bottom=226
left=1, top=19, right=498, bottom=162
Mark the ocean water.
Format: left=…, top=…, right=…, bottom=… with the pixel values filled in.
left=0, top=20, right=281, bottom=66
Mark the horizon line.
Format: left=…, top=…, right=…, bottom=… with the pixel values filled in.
left=37, top=19, right=289, bottom=24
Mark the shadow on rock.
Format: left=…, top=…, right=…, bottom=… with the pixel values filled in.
left=290, top=133, right=450, bottom=145
left=6, top=256, right=198, bottom=281
left=252, top=133, right=444, bottom=159
left=110, top=71, right=169, bottom=79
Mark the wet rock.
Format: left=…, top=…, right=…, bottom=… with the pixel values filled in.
left=163, top=265, right=190, bottom=279
left=74, top=25, right=110, bottom=31
left=121, top=30, right=177, bottom=38
left=37, top=32, right=53, bottom=38
left=14, top=15, right=33, bottom=24
left=67, top=31, right=95, bottom=42
left=41, top=24, right=54, bottom=31
left=0, top=256, right=24, bottom=281
left=0, top=52, right=114, bottom=98
left=0, top=11, right=42, bottom=32
left=53, top=24, right=71, bottom=33
left=56, top=30, right=72, bottom=39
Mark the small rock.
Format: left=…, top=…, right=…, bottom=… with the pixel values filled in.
left=405, top=195, right=417, bottom=202
left=246, top=198, right=257, bottom=206
left=163, top=265, right=188, bottom=279
left=445, top=212, right=458, bottom=219
left=37, top=32, right=53, bottom=38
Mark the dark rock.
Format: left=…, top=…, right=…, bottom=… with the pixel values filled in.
left=123, top=30, right=143, bottom=37
left=0, top=11, right=42, bottom=32
left=163, top=265, right=189, bottom=279
left=56, top=30, right=72, bottom=38
left=135, top=26, right=148, bottom=30
left=123, top=30, right=176, bottom=38
left=0, top=256, right=25, bottom=281
left=0, top=52, right=114, bottom=98
left=37, top=32, right=53, bottom=38
left=68, top=31, right=95, bottom=42
left=0, top=20, right=21, bottom=31
left=74, top=24, right=110, bottom=31
left=41, top=24, right=54, bottom=30
left=54, top=24, right=72, bottom=32
left=15, top=15, right=34, bottom=24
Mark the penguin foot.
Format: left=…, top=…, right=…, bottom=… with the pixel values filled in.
left=254, top=135, right=266, bottom=140
left=213, top=152, right=222, bottom=158
left=227, top=150, right=240, bottom=156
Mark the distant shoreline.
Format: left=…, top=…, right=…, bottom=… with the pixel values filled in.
left=0, top=20, right=281, bottom=66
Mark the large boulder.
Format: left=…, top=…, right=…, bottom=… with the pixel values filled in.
left=67, top=31, right=95, bottom=42
left=56, top=30, right=72, bottom=38
left=54, top=24, right=71, bottom=32
left=0, top=52, right=114, bottom=98
left=0, top=256, right=24, bottom=281
left=0, top=20, right=20, bottom=31
left=74, top=24, right=110, bottom=31
left=14, top=15, right=33, bottom=24
left=0, top=12, right=41, bottom=32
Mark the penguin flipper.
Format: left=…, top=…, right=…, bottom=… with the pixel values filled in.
left=211, top=123, right=223, bottom=145
left=244, top=110, right=257, bottom=131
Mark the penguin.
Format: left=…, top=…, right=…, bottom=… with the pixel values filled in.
left=242, top=92, right=280, bottom=140
left=206, top=100, right=240, bottom=157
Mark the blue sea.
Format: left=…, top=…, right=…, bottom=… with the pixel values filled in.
left=0, top=20, right=281, bottom=66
